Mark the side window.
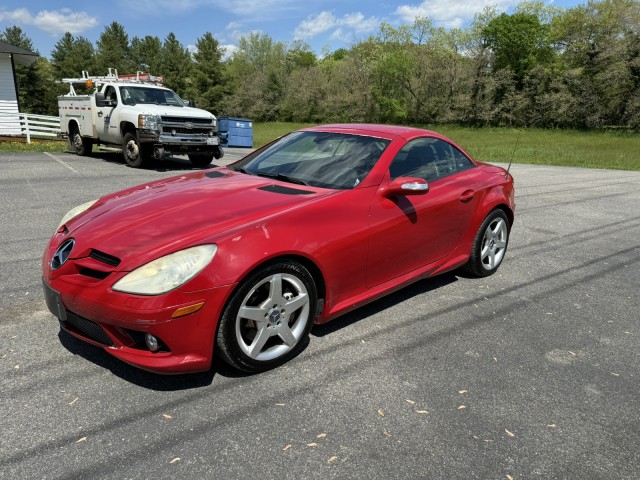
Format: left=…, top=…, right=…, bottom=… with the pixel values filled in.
left=389, top=137, right=474, bottom=182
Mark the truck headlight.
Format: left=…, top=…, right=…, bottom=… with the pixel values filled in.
left=112, top=245, right=217, bottom=295
left=57, top=199, right=98, bottom=229
left=138, top=114, right=159, bottom=130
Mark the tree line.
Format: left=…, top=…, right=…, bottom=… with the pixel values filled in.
left=2, top=0, right=639, bottom=129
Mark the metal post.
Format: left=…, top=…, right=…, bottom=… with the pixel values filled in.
left=23, top=114, right=31, bottom=143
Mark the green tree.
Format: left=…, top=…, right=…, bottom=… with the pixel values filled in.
left=159, top=33, right=193, bottom=95
left=483, top=12, right=555, bottom=87
left=50, top=32, right=96, bottom=78
left=130, top=35, right=163, bottom=74
left=95, top=22, right=135, bottom=74
left=188, top=32, right=226, bottom=112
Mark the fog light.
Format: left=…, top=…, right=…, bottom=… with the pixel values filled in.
left=145, top=333, right=159, bottom=352
left=171, top=129, right=176, bottom=136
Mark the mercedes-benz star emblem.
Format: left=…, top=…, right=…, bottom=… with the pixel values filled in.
left=51, top=239, right=75, bottom=270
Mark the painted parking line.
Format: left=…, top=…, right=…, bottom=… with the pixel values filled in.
left=44, top=152, right=79, bottom=174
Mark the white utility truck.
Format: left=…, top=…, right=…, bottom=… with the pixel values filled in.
left=58, top=69, right=223, bottom=168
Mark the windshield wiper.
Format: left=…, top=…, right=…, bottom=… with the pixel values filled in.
left=256, top=172, right=309, bottom=186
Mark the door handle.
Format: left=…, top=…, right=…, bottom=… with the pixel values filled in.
left=460, top=189, right=475, bottom=203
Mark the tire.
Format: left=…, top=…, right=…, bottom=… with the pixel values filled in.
left=188, top=153, right=214, bottom=168
left=216, top=261, right=317, bottom=372
left=70, top=128, right=92, bottom=156
left=122, top=132, right=150, bottom=168
left=213, top=146, right=224, bottom=160
left=466, top=209, right=510, bottom=277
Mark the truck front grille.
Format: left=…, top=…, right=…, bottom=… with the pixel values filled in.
left=160, top=116, right=213, bottom=125
left=161, top=126, right=211, bottom=135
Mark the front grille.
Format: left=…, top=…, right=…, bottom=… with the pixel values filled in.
left=160, top=116, right=213, bottom=125
left=89, top=249, right=121, bottom=267
left=63, top=311, right=114, bottom=346
left=161, top=126, right=211, bottom=135
left=78, top=267, right=110, bottom=280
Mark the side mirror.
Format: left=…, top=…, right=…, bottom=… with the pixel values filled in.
left=95, top=92, right=115, bottom=107
left=385, top=177, right=429, bottom=197
left=95, top=92, right=107, bottom=107
left=185, top=99, right=196, bottom=107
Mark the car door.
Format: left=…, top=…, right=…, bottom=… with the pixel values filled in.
left=366, top=137, right=477, bottom=288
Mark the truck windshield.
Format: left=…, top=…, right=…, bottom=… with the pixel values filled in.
left=120, top=86, right=186, bottom=107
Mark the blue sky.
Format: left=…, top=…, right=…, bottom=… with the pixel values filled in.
left=1, top=0, right=585, bottom=60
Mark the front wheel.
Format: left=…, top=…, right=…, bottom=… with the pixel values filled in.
left=466, top=209, right=510, bottom=277
left=122, top=132, right=150, bottom=168
left=216, top=261, right=317, bottom=372
left=188, top=153, right=214, bottom=168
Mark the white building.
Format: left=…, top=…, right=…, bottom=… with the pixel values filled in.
left=0, top=41, right=38, bottom=135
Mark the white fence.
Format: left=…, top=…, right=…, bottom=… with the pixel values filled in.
left=0, top=112, right=61, bottom=143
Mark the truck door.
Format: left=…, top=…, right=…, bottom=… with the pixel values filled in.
left=95, top=85, right=118, bottom=142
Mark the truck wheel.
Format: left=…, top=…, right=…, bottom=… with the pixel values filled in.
left=122, top=132, right=150, bottom=168
left=213, top=147, right=224, bottom=160
left=70, top=129, right=92, bottom=156
left=188, top=153, right=214, bottom=168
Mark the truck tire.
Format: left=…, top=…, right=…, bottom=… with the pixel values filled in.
left=213, top=146, right=224, bottom=160
left=122, top=132, right=150, bottom=168
left=70, top=128, right=93, bottom=156
left=188, top=153, right=214, bottom=168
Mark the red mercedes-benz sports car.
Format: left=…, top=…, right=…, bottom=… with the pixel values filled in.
left=43, top=124, right=515, bottom=373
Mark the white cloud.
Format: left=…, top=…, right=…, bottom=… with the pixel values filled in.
left=221, top=44, right=239, bottom=60
left=395, top=0, right=516, bottom=28
left=294, top=11, right=379, bottom=41
left=128, top=0, right=297, bottom=17
left=294, top=12, right=336, bottom=40
left=0, top=8, right=99, bottom=35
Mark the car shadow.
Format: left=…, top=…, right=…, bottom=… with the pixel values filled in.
left=57, top=272, right=460, bottom=390
left=57, top=330, right=223, bottom=390
left=311, top=272, right=459, bottom=337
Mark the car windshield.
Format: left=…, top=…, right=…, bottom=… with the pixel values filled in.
left=121, top=86, right=185, bottom=107
left=236, top=131, right=390, bottom=189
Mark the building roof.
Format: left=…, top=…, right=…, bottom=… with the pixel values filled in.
left=0, top=40, right=38, bottom=65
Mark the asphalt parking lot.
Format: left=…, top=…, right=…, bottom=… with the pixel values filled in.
left=1, top=149, right=639, bottom=479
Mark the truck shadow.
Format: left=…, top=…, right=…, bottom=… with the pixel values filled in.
left=85, top=151, right=210, bottom=172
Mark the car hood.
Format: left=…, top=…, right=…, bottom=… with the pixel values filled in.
left=66, top=169, right=329, bottom=270
left=127, top=104, right=215, bottom=119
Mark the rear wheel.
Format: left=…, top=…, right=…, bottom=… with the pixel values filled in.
left=122, top=132, right=150, bottom=168
left=188, top=153, right=214, bottom=168
left=466, top=209, right=510, bottom=277
left=216, top=261, right=317, bottom=372
left=70, top=128, right=92, bottom=156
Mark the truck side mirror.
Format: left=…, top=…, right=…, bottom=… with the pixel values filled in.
left=95, top=92, right=107, bottom=107
left=185, top=99, right=196, bottom=107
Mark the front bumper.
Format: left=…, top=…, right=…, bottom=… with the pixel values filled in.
left=138, top=130, right=221, bottom=152
left=42, top=273, right=235, bottom=374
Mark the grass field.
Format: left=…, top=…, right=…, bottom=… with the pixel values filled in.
left=2, top=124, right=638, bottom=171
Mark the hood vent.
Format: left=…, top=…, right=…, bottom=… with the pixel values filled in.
left=205, top=171, right=227, bottom=179
left=89, top=249, right=121, bottom=267
left=258, top=185, right=314, bottom=196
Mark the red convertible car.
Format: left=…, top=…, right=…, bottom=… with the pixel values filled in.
left=42, top=124, right=515, bottom=374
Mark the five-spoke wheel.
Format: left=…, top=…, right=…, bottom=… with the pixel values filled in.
left=216, top=261, right=317, bottom=372
left=466, top=209, right=510, bottom=277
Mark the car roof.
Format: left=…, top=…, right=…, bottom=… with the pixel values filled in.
left=302, top=123, right=445, bottom=141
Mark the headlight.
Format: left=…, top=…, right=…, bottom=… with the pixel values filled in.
left=138, top=114, right=159, bottom=130
left=112, top=245, right=217, bottom=295
left=57, top=199, right=98, bottom=229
